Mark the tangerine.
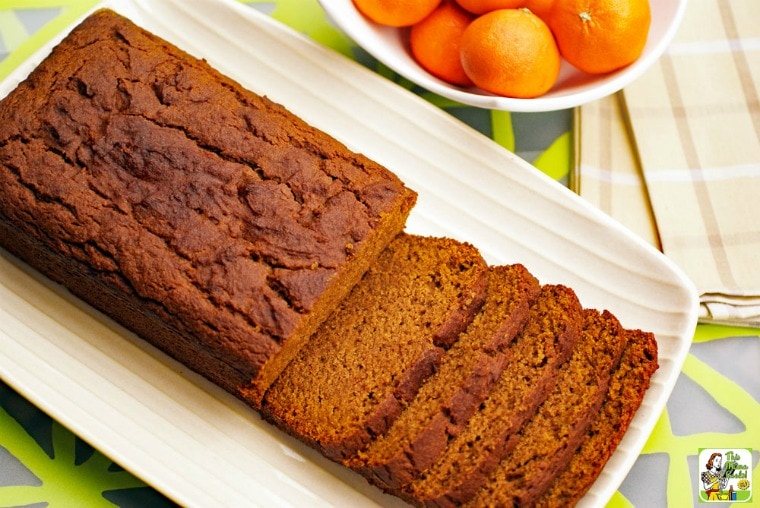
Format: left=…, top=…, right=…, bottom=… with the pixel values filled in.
left=547, top=0, right=651, bottom=74
left=522, top=0, right=554, bottom=20
left=410, top=2, right=476, bottom=86
left=353, top=0, right=442, bottom=27
left=455, top=0, right=525, bottom=15
left=460, top=8, right=561, bottom=98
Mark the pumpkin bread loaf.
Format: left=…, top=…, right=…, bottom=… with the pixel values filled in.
left=535, top=328, right=659, bottom=508
left=261, top=234, right=489, bottom=461
left=464, top=309, right=629, bottom=507
left=400, top=284, right=583, bottom=506
left=0, top=8, right=661, bottom=507
left=350, top=264, right=541, bottom=489
left=0, top=9, right=416, bottom=406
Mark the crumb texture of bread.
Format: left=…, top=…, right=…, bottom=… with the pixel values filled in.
left=401, top=284, right=584, bottom=506
left=261, top=234, right=488, bottom=461
left=0, top=9, right=415, bottom=403
left=351, top=264, right=541, bottom=489
left=534, top=328, right=659, bottom=508
left=463, top=308, right=629, bottom=507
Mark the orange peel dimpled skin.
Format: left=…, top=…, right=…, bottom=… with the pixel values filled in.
left=352, top=0, right=441, bottom=26
left=410, top=2, right=476, bottom=86
left=548, top=0, right=652, bottom=74
left=460, top=9, right=561, bottom=98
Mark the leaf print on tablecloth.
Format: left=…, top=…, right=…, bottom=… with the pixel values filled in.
left=611, top=340, right=760, bottom=508
left=0, top=403, right=147, bottom=506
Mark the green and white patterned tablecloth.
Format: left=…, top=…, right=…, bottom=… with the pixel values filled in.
left=0, top=1, right=758, bottom=507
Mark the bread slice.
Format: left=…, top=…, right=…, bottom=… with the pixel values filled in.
left=349, top=263, right=540, bottom=489
left=535, top=328, right=658, bottom=507
left=261, top=234, right=489, bottom=461
left=401, top=284, right=583, bottom=506
left=464, top=308, right=629, bottom=507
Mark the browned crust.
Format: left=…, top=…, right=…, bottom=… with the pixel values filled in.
left=0, top=9, right=415, bottom=406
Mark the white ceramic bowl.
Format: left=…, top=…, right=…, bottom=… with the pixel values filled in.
left=319, top=0, right=688, bottom=112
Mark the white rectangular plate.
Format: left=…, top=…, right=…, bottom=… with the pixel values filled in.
left=0, top=0, right=699, bottom=506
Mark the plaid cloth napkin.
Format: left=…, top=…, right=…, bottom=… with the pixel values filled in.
left=571, top=93, right=660, bottom=249
left=575, top=0, right=760, bottom=326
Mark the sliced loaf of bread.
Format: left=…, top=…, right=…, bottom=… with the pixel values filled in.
left=350, top=264, right=541, bottom=488
left=401, top=284, right=583, bottom=506
left=535, top=327, right=659, bottom=507
left=463, top=308, right=629, bottom=507
left=261, top=233, right=489, bottom=461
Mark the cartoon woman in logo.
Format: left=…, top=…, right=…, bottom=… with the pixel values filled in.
left=701, top=452, right=729, bottom=500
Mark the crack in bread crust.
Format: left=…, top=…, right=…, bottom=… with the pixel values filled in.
left=0, top=8, right=415, bottom=403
